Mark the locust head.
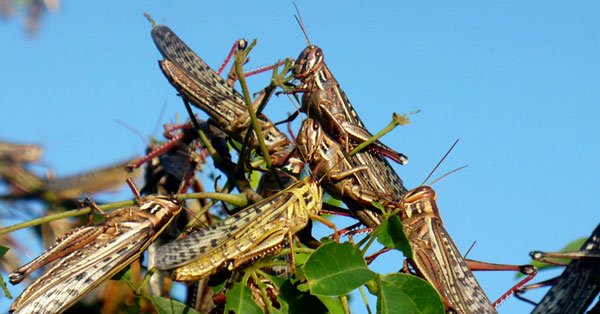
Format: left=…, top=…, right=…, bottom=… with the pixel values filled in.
left=292, top=45, right=324, bottom=81
left=296, top=118, right=325, bottom=164
left=400, top=186, right=439, bottom=218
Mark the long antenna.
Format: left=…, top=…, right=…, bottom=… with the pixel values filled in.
left=293, top=2, right=311, bottom=45
left=419, top=138, right=459, bottom=187
left=428, top=165, right=468, bottom=187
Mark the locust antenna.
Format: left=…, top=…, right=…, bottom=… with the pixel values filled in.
left=114, top=119, right=146, bottom=145
left=419, top=138, right=459, bottom=187
left=294, top=2, right=311, bottom=45
left=115, top=101, right=167, bottom=146
left=427, top=165, right=468, bottom=187
left=153, top=101, right=168, bottom=138
left=464, top=240, right=477, bottom=258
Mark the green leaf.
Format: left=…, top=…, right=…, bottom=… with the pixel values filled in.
left=208, top=270, right=229, bottom=294
left=323, top=193, right=342, bottom=208
left=147, top=295, right=200, bottom=314
left=113, top=267, right=135, bottom=291
left=0, top=245, right=10, bottom=298
left=113, top=266, right=132, bottom=282
left=378, top=279, right=418, bottom=314
left=378, top=273, right=445, bottom=314
left=375, top=216, right=412, bottom=258
left=278, top=280, right=328, bottom=314
left=304, top=242, right=375, bottom=296
left=0, top=274, right=12, bottom=299
left=315, top=295, right=346, bottom=314
left=261, top=272, right=287, bottom=289
left=0, top=246, right=8, bottom=258
left=249, top=168, right=260, bottom=189
left=224, top=282, right=263, bottom=314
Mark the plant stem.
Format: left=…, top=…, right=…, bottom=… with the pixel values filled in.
left=0, top=191, right=248, bottom=236
left=349, top=113, right=410, bottom=157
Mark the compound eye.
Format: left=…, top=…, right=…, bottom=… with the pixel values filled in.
left=237, top=39, right=248, bottom=50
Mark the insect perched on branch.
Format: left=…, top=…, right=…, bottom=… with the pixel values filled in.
left=155, top=176, right=337, bottom=282
left=283, top=11, right=409, bottom=227
left=8, top=179, right=182, bottom=314
left=148, top=24, right=302, bottom=174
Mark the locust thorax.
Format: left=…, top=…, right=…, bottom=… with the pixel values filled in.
left=140, top=195, right=182, bottom=225
left=292, top=45, right=324, bottom=80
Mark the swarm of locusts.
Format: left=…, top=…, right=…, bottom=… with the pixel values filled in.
left=2, top=12, right=599, bottom=314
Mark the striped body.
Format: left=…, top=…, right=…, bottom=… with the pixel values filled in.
left=296, top=118, right=396, bottom=222
left=151, top=25, right=301, bottom=173
left=400, top=187, right=496, bottom=314
left=9, top=195, right=181, bottom=314
left=531, top=223, right=600, bottom=314
left=155, top=177, right=322, bottom=282
left=292, top=45, right=407, bottom=227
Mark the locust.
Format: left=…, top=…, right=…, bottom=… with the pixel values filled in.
left=291, top=45, right=408, bottom=165
left=41, top=158, right=140, bottom=200
left=1, top=158, right=139, bottom=203
left=155, top=176, right=334, bottom=282
left=289, top=32, right=408, bottom=226
left=297, top=119, right=534, bottom=312
left=398, top=186, right=537, bottom=314
left=516, top=223, right=600, bottom=314
left=296, top=118, right=397, bottom=224
left=148, top=24, right=302, bottom=174
left=9, top=179, right=182, bottom=314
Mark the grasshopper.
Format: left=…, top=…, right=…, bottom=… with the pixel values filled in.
left=296, top=118, right=397, bottom=225
left=291, top=45, right=408, bottom=165
left=516, top=223, right=600, bottom=314
left=9, top=180, right=182, bottom=314
left=297, top=119, right=534, bottom=312
left=155, top=176, right=334, bottom=282
left=295, top=113, right=405, bottom=226
left=1, top=158, right=139, bottom=203
left=289, top=41, right=408, bottom=226
left=149, top=25, right=302, bottom=174
left=41, top=158, right=140, bottom=200
left=399, top=186, right=537, bottom=314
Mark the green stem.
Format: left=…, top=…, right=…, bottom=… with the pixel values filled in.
left=183, top=98, right=261, bottom=204
left=234, top=44, right=274, bottom=171
left=250, top=271, right=272, bottom=313
left=143, top=13, right=157, bottom=28
left=180, top=192, right=247, bottom=208
left=359, top=286, right=373, bottom=314
left=182, top=98, right=219, bottom=159
left=349, top=113, right=410, bottom=157
left=0, top=200, right=134, bottom=236
left=135, top=268, right=156, bottom=296
left=340, top=295, right=351, bottom=314
left=242, top=269, right=252, bottom=286
left=361, top=232, right=378, bottom=256
left=275, top=247, right=315, bottom=256
left=0, top=191, right=247, bottom=236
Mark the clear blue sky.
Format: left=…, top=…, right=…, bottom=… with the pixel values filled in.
left=2, top=1, right=599, bottom=313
